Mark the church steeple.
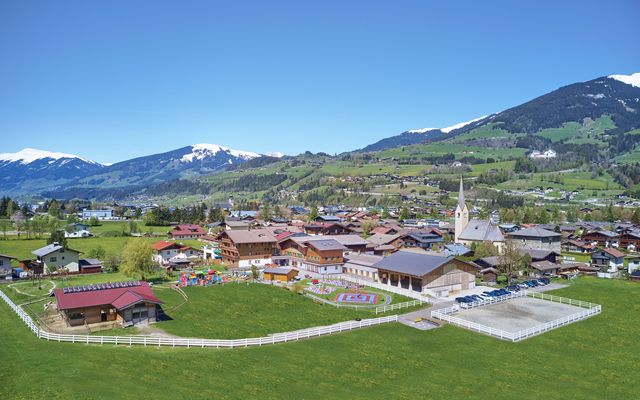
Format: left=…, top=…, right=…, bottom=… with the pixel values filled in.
left=454, top=176, right=469, bottom=243
left=457, top=176, right=465, bottom=210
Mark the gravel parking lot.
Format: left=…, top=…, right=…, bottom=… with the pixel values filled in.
left=453, top=296, right=585, bottom=333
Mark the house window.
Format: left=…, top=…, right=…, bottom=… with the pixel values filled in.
left=50, top=257, right=57, bottom=262
left=0, top=260, right=3, bottom=266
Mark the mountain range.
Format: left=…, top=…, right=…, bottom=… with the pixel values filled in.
left=2, top=72, right=639, bottom=200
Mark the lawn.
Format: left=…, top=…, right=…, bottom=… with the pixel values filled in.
left=0, top=277, right=637, bottom=399
left=154, top=283, right=386, bottom=339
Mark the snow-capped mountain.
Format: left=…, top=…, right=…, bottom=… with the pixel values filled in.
left=407, top=116, right=489, bottom=134
left=360, top=72, right=640, bottom=152
left=360, top=115, right=492, bottom=152
left=45, top=143, right=269, bottom=194
left=0, top=143, right=272, bottom=196
left=0, top=148, right=106, bottom=194
left=609, top=72, right=640, bottom=88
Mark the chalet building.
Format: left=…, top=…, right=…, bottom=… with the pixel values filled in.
left=343, top=253, right=383, bottom=281
left=32, top=243, right=82, bottom=274
left=53, top=281, right=162, bottom=328
left=325, top=234, right=368, bottom=253
left=218, top=229, right=276, bottom=268
left=152, top=241, right=202, bottom=268
left=371, top=225, right=402, bottom=235
left=303, top=222, right=353, bottom=236
left=591, top=248, right=625, bottom=272
left=507, top=227, right=561, bottom=252
left=562, top=239, right=595, bottom=254
left=618, top=231, right=640, bottom=252
left=401, top=231, right=443, bottom=250
left=223, top=220, right=252, bottom=230
left=262, top=267, right=298, bottom=282
left=274, top=237, right=346, bottom=274
left=582, top=230, right=620, bottom=248
left=366, top=233, right=404, bottom=251
left=168, top=224, right=207, bottom=240
left=374, top=251, right=478, bottom=297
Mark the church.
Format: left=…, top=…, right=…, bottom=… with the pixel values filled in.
left=454, top=177, right=505, bottom=254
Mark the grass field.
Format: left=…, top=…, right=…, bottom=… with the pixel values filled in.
left=0, top=236, right=204, bottom=265
left=0, top=277, right=637, bottom=399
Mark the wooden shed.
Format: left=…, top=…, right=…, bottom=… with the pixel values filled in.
left=263, top=267, right=298, bottom=282
left=480, top=267, right=498, bottom=283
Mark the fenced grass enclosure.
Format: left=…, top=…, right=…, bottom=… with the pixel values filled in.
left=430, top=291, right=602, bottom=342
left=0, top=289, right=398, bottom=349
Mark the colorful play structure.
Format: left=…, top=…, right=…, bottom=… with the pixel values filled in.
left=178, top=270, right=225, bottom=287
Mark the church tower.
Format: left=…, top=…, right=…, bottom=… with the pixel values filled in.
left=454, top=176, right=469, bottom=243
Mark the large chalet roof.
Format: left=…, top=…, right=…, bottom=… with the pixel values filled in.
left=373, top=251, right=458, bottom=277
left=305, top=239, right=347, bottom=252
left=508, top=227, right=561, bottom=239
left=458, top=220, right=505, bottom=242
left=367, top=233, right=401, bottom=246
left=223, top=229, right=276, bottom=244
left=53, top=281, right=162, bottom=311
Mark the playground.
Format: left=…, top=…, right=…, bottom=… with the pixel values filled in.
left=334, top=292, right=378, bottom=304
left=303, top=279, right=406, bottom=307
left=177, top=269, right=226, bottom=287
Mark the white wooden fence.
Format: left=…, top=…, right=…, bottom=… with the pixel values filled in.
left=340, top=275, right=429, bottom=300
left=0, top=289, right=398, bottom=348
left=375, top=299, right=427, bottom=314
left=430, top=291, right=601, bottom=342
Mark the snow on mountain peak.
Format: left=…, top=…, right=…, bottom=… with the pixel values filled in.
left=609, top=73, right=640, bottom=88
left=407, top=115, right=488, bottom=135
left=0, top=148, right=98, bottom=165
left=181, top=143, right=261, bottom=162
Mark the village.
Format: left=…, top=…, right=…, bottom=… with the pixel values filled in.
left=1, top=177, right=638, bottom=347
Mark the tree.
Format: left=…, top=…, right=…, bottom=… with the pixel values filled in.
left=250, top=264, right=259, bottom=282
left=399, top=207, right=411, bottom=220
left=473, top=241, right=498, bottom=259
left=382, top=206, right=390, bottom=219
left=104, top=253, right=123, bottom=272
left=308, top=206, right=319, bottom=222
left=262, top=204, right=271, bottom=221
left=88, top=216, right=100, bottom=226
left=87, top=245, right=106, bottom=260
left=632, top=208, right=640, bottom=224
left=498, top=241, right=532, bottom=282
left=47, top=230, right=68, bottom=248
left=209, top=207, right=225, bottom=223
left=11, top=211, right=25, bottom=238
left=0, top=219, right=10, bottom=240
left=121, top=240, right=155, bottom=280
left=361, top=220, right=377, bottom=236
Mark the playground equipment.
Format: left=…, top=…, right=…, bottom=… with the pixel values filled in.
left=178, top=270, right=225, bottom=287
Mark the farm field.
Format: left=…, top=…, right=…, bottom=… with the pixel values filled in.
left=0, top=277, right=637, bottom=399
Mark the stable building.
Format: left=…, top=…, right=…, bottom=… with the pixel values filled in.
left=263, top=267, right=298, bottom=282
left=343, top=253, right=383, bottom=281
left=374, top=251, right=478, bottom=297
left=52, top=281, right=163, bottom=328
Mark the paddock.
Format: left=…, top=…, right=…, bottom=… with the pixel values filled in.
left=431, top=292, right=601, bottom=341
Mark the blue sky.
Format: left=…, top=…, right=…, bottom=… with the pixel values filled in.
left=1, top=0, right=639, bottom=164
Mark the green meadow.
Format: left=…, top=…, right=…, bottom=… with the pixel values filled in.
left=0, top=277, right=637, bottom=399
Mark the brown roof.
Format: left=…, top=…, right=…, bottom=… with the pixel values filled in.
left=223, top=229, right=276, bottom=244
left=602, top=247, right=625, bottom=258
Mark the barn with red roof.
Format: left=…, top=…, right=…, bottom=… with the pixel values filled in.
left=52, top=281, right=163, bottom=328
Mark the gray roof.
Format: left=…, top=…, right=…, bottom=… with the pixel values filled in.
left=32, top=244, right=80, bottom=257
left=508, top=227, right=561, bottom=239
left=0, top=253, right=15, bottom=259
left=458, top=220, right=505, bottom=242
left=343, top=253, right=383, bottom=267
left=79, top=258, right=101, bottom=266
left=373, top=251, right=455, bottom=277
left=366, top=233, right=401, bottom=246
left=263, top=267, right=296, bottom=274
left=306, top=239, right=347, bottom=251
left=477, top=256, right=502, bottom=268
left=521, top=248, right=560, bottom=260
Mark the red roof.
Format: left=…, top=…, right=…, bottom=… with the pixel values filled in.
left=152, top=240, right=182, bottom=251
left=274, top=231, right=295, bottom=241
left=169, top=224, right=206, bottom=236
left=53, top=281, right=162, bottom=311
left=602, top=247, right=625, bottom=258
